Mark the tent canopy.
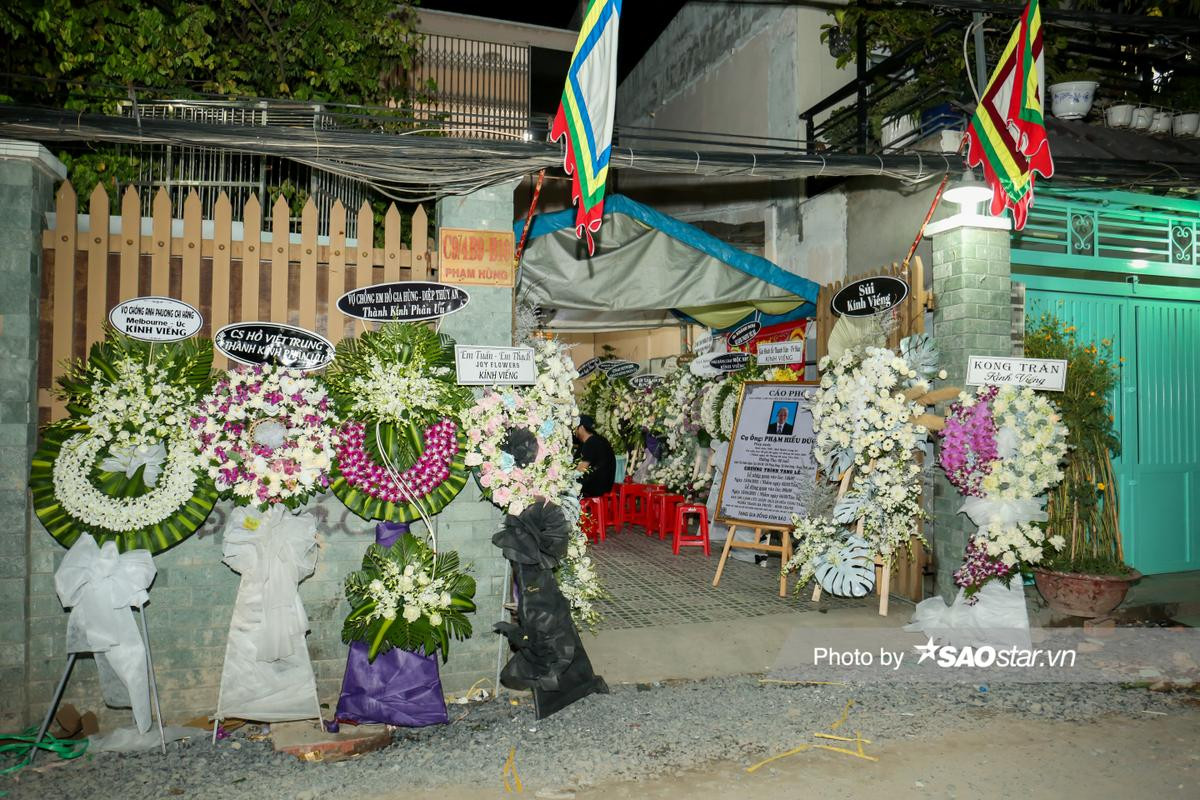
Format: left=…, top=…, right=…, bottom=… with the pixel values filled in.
left=515, top=195, right=820, bottom=332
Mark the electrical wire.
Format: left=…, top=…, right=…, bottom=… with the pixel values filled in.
left=0, top=104, right=954, bottom=196
left=963, top=17, right=986, bottom=105
left=2, top=101, right=1198, bottom=195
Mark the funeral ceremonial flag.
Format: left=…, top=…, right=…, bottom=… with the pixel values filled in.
left=551, top=0, right=621, bottom=255
left=964, top=0, right=1055, bottom=230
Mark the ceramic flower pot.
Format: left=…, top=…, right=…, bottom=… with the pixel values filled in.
left=1172, top=112, right=1200, bottom=137
left=1049, top=81, right=1098, bottom=120
left=1105, top=103, right=1134, bottom=128
left=1150, top=111, right=1173, bottom=135
left=1032, top=567, right=1141, bottom=618
left=1131, top=106, right=1155, bottom=130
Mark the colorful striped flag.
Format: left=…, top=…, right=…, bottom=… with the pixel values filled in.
left=964, top=0, right=1054, bottom=230
left=551, top=0, right=621, bottom=255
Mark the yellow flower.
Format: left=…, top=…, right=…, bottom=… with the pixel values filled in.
left=1119, top=357, right=1125, bottom=364
left=1089, top=391, right=1096, bottom=397
left=1097, top=482, right=1106, bottom=491
left=1102, top=339, right=1111, bottom=346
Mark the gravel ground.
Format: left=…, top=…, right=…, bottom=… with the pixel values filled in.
left=4, top=677, right=1194, bottom=800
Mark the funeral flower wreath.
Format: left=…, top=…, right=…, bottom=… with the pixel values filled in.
left=785, top=335, right=942, bottom=591
left=193, top=364, right=336, bottom=509
left=324, top=323, right=473, bottom=523
left=343, top=531, right=477, bottom=662
left=31, top=333, right=218, bottom=553
left=464, top=338, right=580, bottom=516
left=942, top=384, right=1069, bottom=597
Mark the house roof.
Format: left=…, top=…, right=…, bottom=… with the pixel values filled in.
left=1047, top=118, right=1200, bottom=164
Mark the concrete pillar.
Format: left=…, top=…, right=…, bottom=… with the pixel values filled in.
left=925, top=210, right=1012, bottom=600
left=0, top=140, right=65, bottom=729
left=433, top=179, right=518, bottom=692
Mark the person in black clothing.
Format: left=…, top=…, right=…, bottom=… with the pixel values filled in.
left=574, top=414, right=616, bottom=498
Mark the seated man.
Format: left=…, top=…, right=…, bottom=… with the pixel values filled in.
left=574, top=414, right=616, bottom=498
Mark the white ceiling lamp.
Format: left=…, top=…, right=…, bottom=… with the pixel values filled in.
left=925, top=169, right=1011, bottom=236
left=942, top=170, right=994, bottom=213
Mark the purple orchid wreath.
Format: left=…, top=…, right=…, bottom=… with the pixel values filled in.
left=939, top=384, right=1069, bottom=599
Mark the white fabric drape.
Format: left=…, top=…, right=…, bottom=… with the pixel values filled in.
left=55, top=534, right=157, bottom=732
left=905, top=578, right=1032, bottom=651
left=216, top=506, right=321, bottom=723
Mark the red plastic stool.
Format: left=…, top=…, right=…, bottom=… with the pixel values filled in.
left=603, top=486, right=621, bottom=532
left=673, top=504, right=711, bottom=555
left=619, top=483, right=651, bottom=531
left=647, top=489, right=668, bottom=537
left=658, top=493, right=686, bottom=541
left=580, top=496, right=607, bottom=542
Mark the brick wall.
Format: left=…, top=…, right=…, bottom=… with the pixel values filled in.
left=929, top=224, right=1013, bottom=600
left=0, top=142, right=65, bottom=730
left=432, top=180, right=518, bottom=693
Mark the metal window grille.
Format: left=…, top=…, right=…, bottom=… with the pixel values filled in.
left=412, top=34, right=532, bottom=140
left=116, top=100, right=371, bottom=238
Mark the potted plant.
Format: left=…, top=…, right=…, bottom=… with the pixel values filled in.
left=1023, top=313, right=1140, bottom=617
left=1166, top=76, right=1200, bottom=137
left=1049, top=69, right=1101, bottom=120
left=1103, top=90, right=1137, bottom=128
left=871, top=79, right=924, bottom=149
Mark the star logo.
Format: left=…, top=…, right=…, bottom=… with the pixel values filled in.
left=914, top=637, right=940, bottom=664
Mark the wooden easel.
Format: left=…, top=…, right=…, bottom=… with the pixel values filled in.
left=712, top=521, right=793, bottom=597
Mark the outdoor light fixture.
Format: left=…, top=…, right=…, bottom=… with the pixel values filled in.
left=924, top=169, right=1011, bottom=236
left=943, top=170, right=993, bottom=214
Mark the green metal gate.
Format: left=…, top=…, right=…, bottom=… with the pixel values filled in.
left=1015, top=190, right=1200, bottom=575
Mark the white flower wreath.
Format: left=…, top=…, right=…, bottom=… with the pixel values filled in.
left=34, top=336, right=216, bottom=552
left=464, top=338, right=580, bottom=516
left=52, top=359, right=202, bottom=532
left=54, top=430, right=201, bottom=532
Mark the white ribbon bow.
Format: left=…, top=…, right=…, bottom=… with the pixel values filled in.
left=54, top=534, right=156, bottom=733
left=959, top=495, right=1048, bottom=528
left=223, top=506, right=318, bottom=663
left=99, top=441, right=168, bottom=487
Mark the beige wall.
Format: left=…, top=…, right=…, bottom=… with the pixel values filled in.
left=560, top=325, right=697, bottom=392
left=562, top=327, right=690, bottom=364
left=615, top=3, right=852, bottom=289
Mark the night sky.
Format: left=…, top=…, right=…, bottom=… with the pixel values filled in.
left=419, top=1, right=687, bottom=80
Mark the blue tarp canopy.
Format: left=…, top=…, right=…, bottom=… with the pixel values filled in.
left=515, top=195, right=819, bottom=332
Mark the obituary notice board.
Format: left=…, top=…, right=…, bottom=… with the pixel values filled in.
left=715, top=381, right=818, bottom=528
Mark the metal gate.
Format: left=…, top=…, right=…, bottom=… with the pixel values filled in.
left=1015, top=188, right=1200, bottom=575
left=1023, top=279, right=1200, bottom=575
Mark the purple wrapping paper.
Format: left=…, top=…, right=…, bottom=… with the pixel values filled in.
left=333, top=522, right=449, bottom=727
left=374, top=520, right=407, bottom=548
left=335, top=642, right=449, bottom=727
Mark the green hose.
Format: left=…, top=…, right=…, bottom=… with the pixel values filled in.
left=0, top=727, right=89, bottom=777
